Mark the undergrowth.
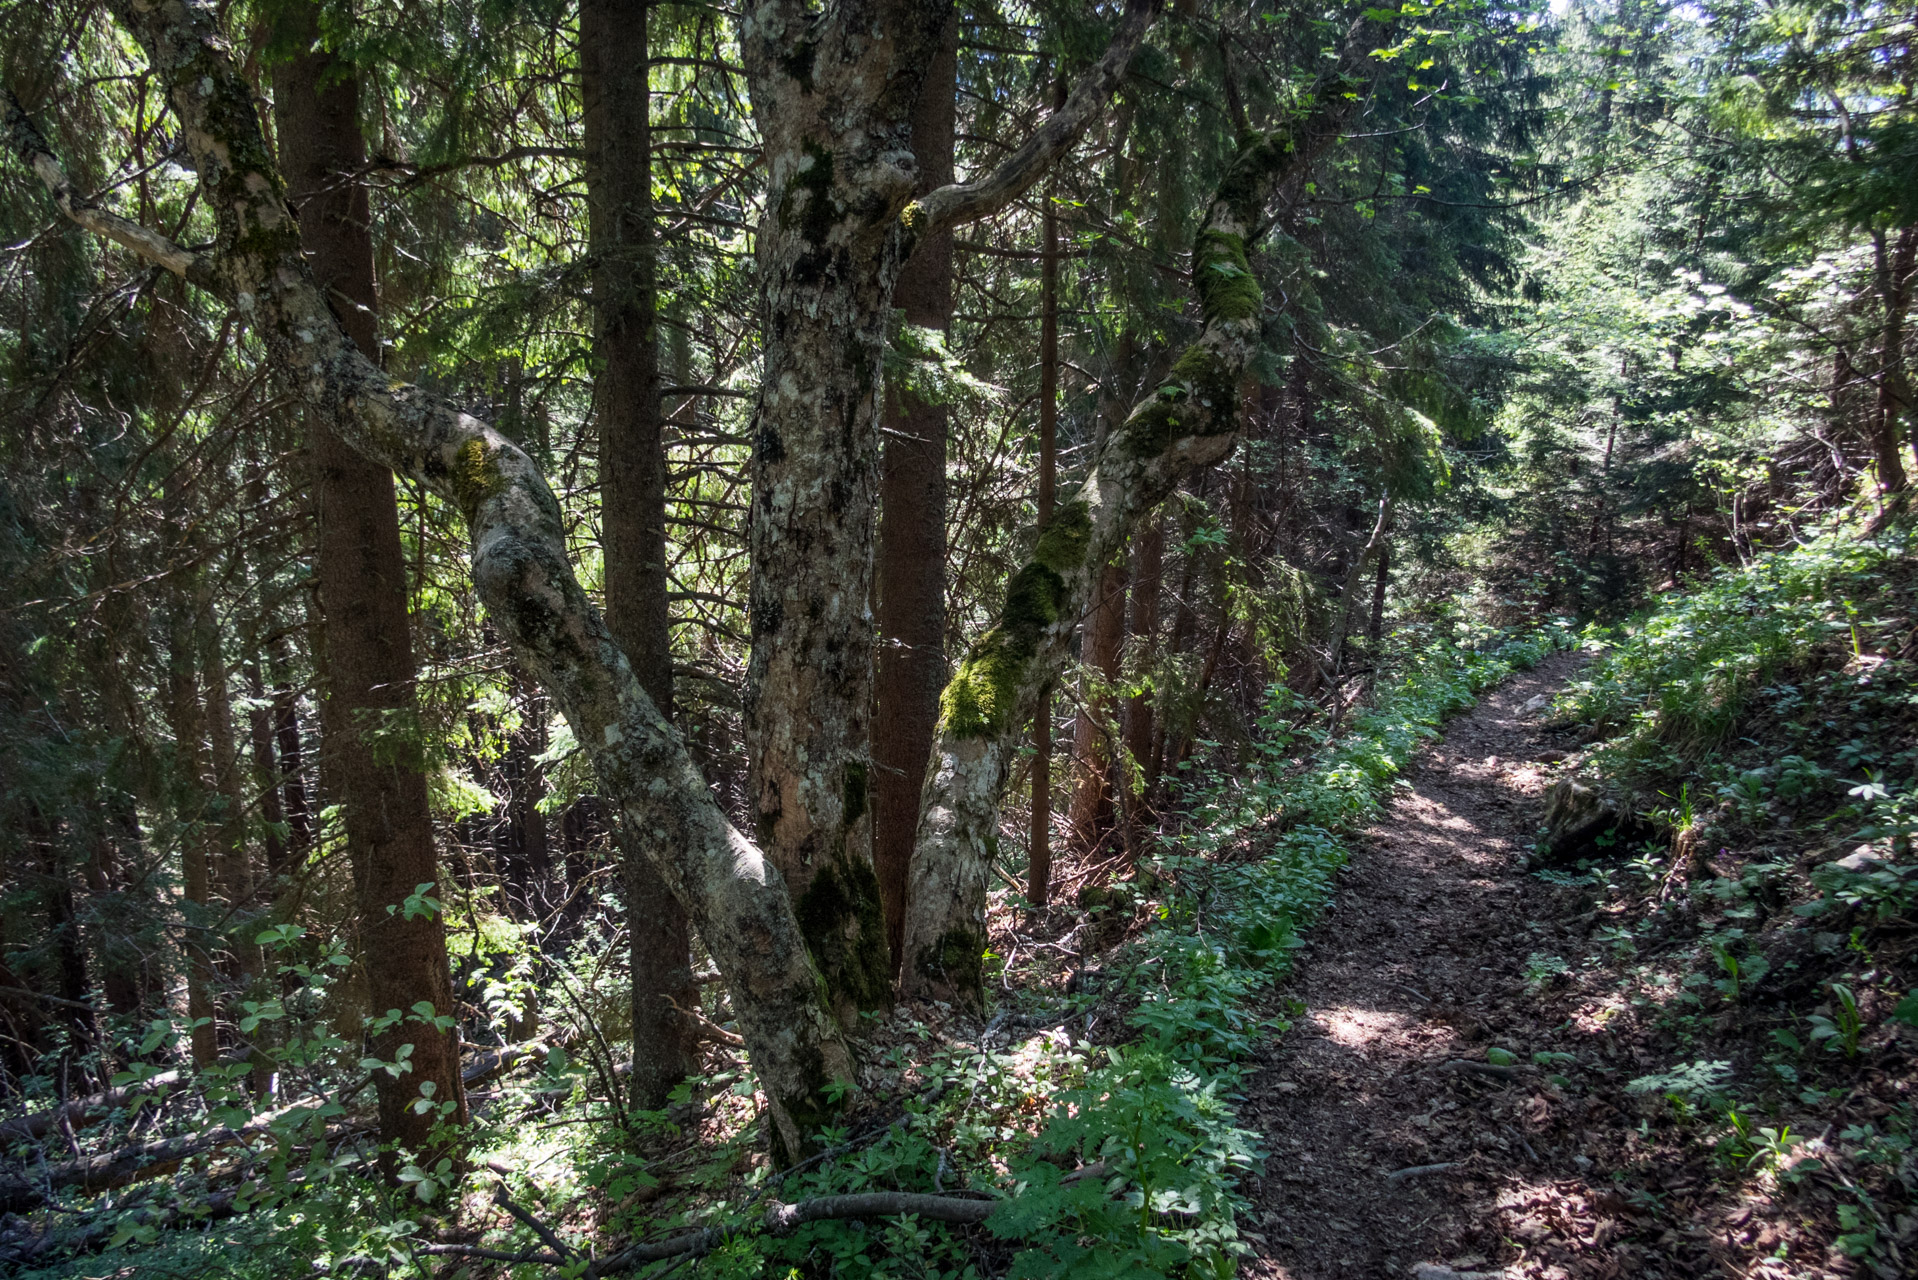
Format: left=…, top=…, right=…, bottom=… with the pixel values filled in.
left=1534, top=512, right=1918, bottom=1276
left=3, top=630, right=1569, bottom=1280
left=625, top=627, right=1574, bottom=1279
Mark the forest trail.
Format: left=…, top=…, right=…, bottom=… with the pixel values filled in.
left=1243, top=651, right=1618, bottom=1280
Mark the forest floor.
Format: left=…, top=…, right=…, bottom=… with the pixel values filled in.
left=1236, top=650, right=1889, bottom=1280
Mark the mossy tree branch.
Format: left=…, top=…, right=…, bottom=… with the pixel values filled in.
left=898, top=103, right=1349, bottom=1004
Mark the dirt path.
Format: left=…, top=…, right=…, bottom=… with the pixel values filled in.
left=1243, top=651, right=1610, bottom=1280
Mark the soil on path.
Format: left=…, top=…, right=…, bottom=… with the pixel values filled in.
left=1243, top=651, right=1632, bottom=1280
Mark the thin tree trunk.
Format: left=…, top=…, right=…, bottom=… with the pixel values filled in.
left=1027, top=79, right=1065, bottom=913
left=581, top=0, right=702, bottom=1112
left=28, top=809, right=96, bottom=1052
left=874, top=14, right=956, bottom=977
left=1066, top=330, right=1137, bottom=854
left=273, top=5, right=466, bottom=1161
left=497, top=672, right=553, bottom=917
left=1067, top=561, right=1129, bottom=851
left=1122, top=512, right=1163, bottom=839
left=1367, top=537, right=1390, bottom=645
left=1880, top=225, right=1915, bottom=486
left=243, top=661, right=289, bottom=885
left=197, top=584, right=259, bottom=999
left=269, top=638, right=312, bottom=858
left=163, top=578, right=218, bottom=1069
left=901, top=104, right=1353, bottom=1001
left=1325, top=493, right=1391, bottom=732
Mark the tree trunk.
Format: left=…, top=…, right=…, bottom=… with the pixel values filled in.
left=496, top=672, right=553, bottom=918
left=1121, top=512, right=1163, bottom=838
left=1874, top=224, right=1915, bottom=490
left=269, top=638, right=312, bottom=858
left=1028, top=93, right=1063, bottom=913
left=874, top=13, right=957, bottom=978
left=162, top=575, right=218, bottom=1069
left=581, top=0, right=703, bottom=1112
left=243, top=660, right=289, bottom=886
left=1325, top=493, right=1391, bottom=732
left=273, top=4, right=466, bottom=1162
left=738, top=0, right=1153, bottom=1024
left=1367, top=538, right=1390, bottom=645
left=197, top=583, right=259, bottom=1001
left=1067, top=561, right=1129, bottom=851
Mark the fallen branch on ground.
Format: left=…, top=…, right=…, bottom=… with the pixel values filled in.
left=0, top=1041, right=544, bottom=1213
left=0, top=1071, right=186, bottom=1146
left=1385, top=1161, right=1461, bottom=1181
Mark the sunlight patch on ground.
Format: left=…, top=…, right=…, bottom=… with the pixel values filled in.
left=1311, top=1005, right=1415, bottom=1049
left=1570, top=991, right=1628, bottom=1033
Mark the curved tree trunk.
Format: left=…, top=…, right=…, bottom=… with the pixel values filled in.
left=12, top=0, right=1154, bottom=1162
left=900, top=117, right=1340, bottom=1003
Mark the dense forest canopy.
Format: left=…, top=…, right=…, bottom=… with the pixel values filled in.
left=0, top=0, right=1913, bottom=1275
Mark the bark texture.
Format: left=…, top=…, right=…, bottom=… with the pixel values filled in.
left=739, top=2, right=950, bottom=1020
left=582, top=0, right=702, bottom=1110
left=900, top=119, right=1327, bottom=1003
left=273, top=1, right=468, bottom=1160
left=740, top=0, right=1155, bottom=1022
left=874, top=14, right=956, bottom=976
left=10, top=0, right=850, bottom=1163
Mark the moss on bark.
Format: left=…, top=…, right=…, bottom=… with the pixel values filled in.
left=913, top=923, right=985, bottom=1000
left=450, top=436, right=509, bottom=520
left=795, top=849, right=892, bottom=1016
left=1193, top=228, right=1259, bottom=326
left=940, top=503, right=1092, bottom=739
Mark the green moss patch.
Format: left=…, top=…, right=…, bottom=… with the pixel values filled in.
left=796, top=850, right=891, bottom=1015
left=940, top=501, right=1091, bottom=738
left=1193, top=228, right=1260, bottom=327
left=913, top=923, right=985, bottom=1003
left=450, top=435, right=509, bottom=519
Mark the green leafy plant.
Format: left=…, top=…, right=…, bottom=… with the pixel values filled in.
left=1806, top=983, right=1865, bottom=1059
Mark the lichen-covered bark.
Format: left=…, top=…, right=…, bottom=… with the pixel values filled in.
left=738, top=0, right=948, bottom=1019
left=900, top=127, right=1314, bottom=1004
